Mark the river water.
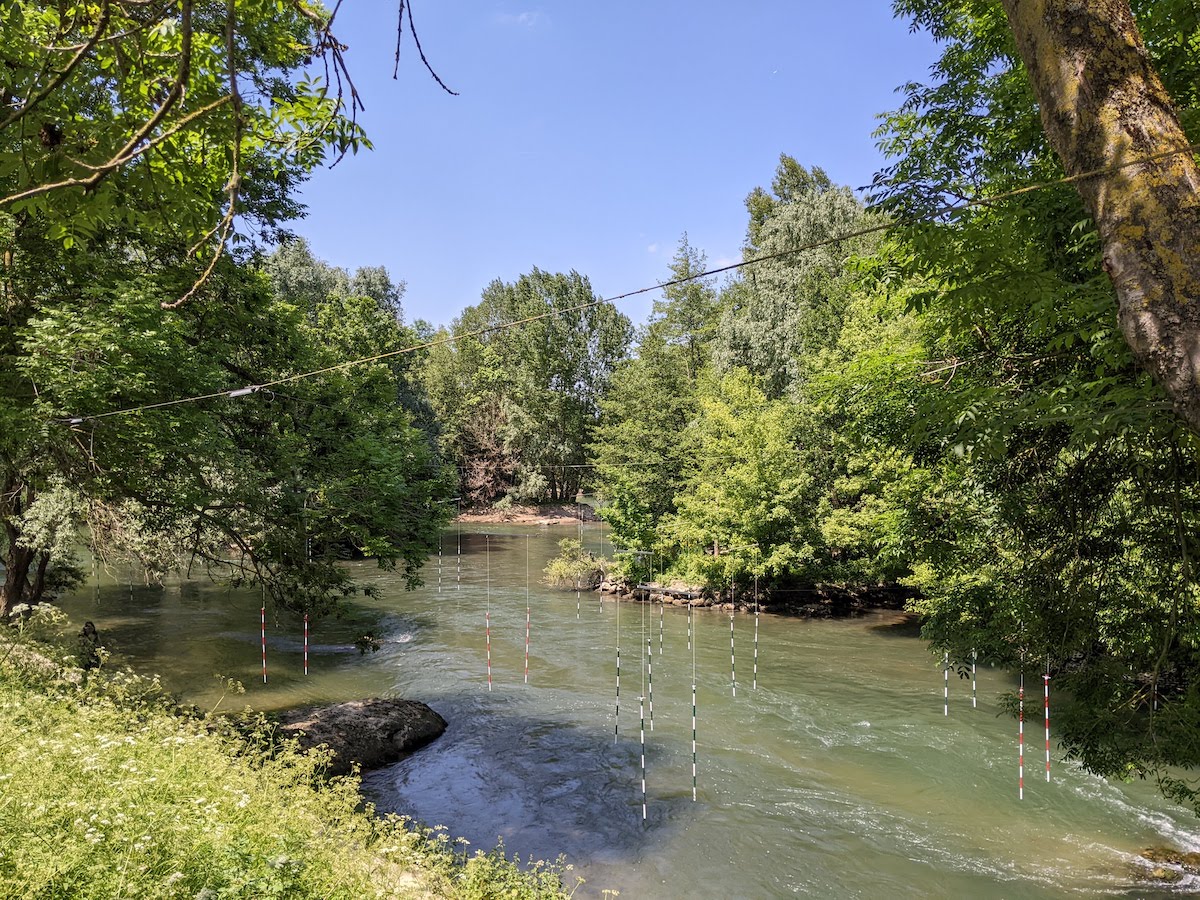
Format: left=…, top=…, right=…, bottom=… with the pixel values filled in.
left=60, top=524, right=1200, bottom=898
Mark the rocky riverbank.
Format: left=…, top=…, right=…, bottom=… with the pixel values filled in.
left=597, top=578, right=917, bottom=617
left=455, top=503, right=599, bottom=525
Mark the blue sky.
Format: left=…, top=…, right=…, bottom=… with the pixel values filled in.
left=293, top=2, right=941, bottom=329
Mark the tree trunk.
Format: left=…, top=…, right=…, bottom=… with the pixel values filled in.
left=1001, top=0, right=1200, bottom=432
left=1, top=543, right=33, bottom=618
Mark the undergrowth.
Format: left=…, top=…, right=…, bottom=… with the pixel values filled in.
left=0, top=606, right=578, bottom=899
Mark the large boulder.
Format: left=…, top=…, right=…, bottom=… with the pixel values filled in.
left=277, top=698, right=447, bottom=776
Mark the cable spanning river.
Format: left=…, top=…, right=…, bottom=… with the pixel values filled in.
left=61, top=525, right=1200, bottom=898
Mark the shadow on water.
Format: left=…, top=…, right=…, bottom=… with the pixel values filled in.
left=361, top=697, right=691, bottom=868
left=868, top=612, right=924, bottom=638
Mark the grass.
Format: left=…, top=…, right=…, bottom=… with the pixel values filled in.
left=0, top=607, right=578, bottom=899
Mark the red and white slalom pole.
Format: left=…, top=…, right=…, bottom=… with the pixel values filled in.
left=691, top=608, right=698, bottom=802
left=753, top=572, right=759, bottom=691
left=647, top=635, right=654, bottom=732
left=303, top=613, right=309, bottom=676
left=485, top=535, right=492, bottom=692
left=1019, top=667, right=1025, bottom=800
left=943, top=651, right=949, bottom=716
left=615, top=590, right=621, bottom=742
left=260, top=602, right=267, bottom=684
left=524, top=535, right=531, bottom=684
left=1044, top=660, right=1051, bottom=782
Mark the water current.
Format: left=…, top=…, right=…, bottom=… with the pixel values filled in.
left=59, top=524, right=1200, bottom=898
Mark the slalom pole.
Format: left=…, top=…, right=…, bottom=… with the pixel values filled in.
left=753, top=570, right=759, bottom=691
left=615, top=586, right=621, bottom=742
left=1044, top=658, right=1051, bottom=782
left=524, top=534, right=531, bottom=685
left=640, top=597, right=648, bottom=820
left=729, top=580, right=736, bottom=698
left=486, top=535, right=492, bottom=692
left=972, top=648, right=977, bottom=709
left=688, top=600, right=692, bottom=653
left=438, top=534, right=442, bottom=594
left=648, top=633, right=654, bottom=732
left=260, top=586, right=267, bottom=684
left=659, top=600, right=664, bottom=657
left=691, top=603, right=698, bottom=802
left=456, top=501, right=461, bottom=592
left=303, top=613, right=309, bottom=676
left=1019, top=663, right=1025, bottom=800
left=943, top=651, right=949, bottom=716
left=639, top=692, right=647, bottom=821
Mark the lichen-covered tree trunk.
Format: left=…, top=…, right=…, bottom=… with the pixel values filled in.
left=1001, top=0, right=1200, bottom=432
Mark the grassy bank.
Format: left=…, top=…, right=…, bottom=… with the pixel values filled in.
left=0, top=611, right=574, bottom=899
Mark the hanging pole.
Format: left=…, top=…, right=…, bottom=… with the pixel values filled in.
left=647, top=632, right=654, bottom=732
left=943, top=651, right=950, bottom=716
left=303, top=613, right=309, bottom=676
left=615, top=588, right=621, bottom=742
left=753, top=569, right=759, bottom=691
left=438, top=534, right=442, bottom=594
left=486, top=535, right=492, bottom=692
left=456, top=500, right=461, bottom=592
left=972, top=648, right=977, bottom=709
left=729, top=580, right=736, bottom=698
left=1019, top=664, right=1025, bottom=800
left=1044, top=657, right=1051, bottom=782
left=691, top=602, right=698, bottom=802
left=659, top=600, right=664, bottom=657
left=639, top=691, right=647, bottom=821
left=260, top=587, right=267, bottom=685
left=641, top=596, right=648, bottom=820
left=524, top=534, right=531, bottom=685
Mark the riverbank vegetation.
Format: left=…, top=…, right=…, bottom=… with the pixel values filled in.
left=0, top=613, right=573, bottom=899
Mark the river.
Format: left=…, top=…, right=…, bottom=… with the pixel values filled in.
left=59, top=524, right=1200, bottom=898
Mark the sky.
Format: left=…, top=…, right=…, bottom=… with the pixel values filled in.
left=293, top=2, right=942, bottom=330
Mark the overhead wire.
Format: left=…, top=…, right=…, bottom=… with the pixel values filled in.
left=58, top=140, right=1200, bottom=427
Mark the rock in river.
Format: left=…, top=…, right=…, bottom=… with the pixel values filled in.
left=277, top=698, right=447, bottom=777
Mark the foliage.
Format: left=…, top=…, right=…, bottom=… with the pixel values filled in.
left=0, top=627, right=574, bottom=899
left=3, top=258, right=449, bottom=617
left=423, top=269, right=632, bottom=505
left=869, top=0, right=1200, bottom=808
left=542, top=539, right=606, bottom=590
left=712, top=156, right=883, bottom=399
left=0, top=0, right=367, bottom=276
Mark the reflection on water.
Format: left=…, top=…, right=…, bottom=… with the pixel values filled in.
left=60, top=525, right=1200, bottom=898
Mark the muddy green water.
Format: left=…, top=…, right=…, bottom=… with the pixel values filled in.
left=60, top=525, right=1199, bottom=898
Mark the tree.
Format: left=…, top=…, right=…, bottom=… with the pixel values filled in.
left=876, top=0, right=1200, bottom=812
left=712, top=157, right=881, bottom=398
left=3, top=258, right=449, bottom=618
left=0, top=1, right=366, bottom=298
left=1000, top=0, right=1200, bottom=435
left=424, top=269, right=632, bottom=505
